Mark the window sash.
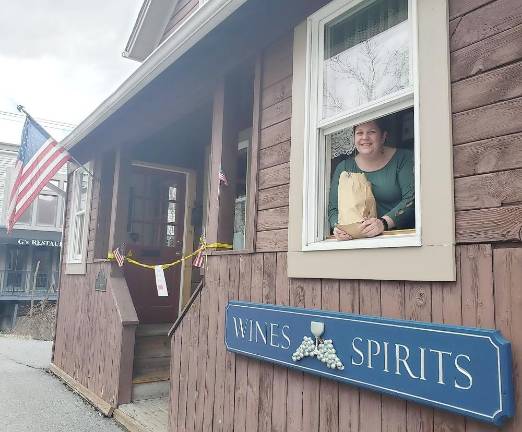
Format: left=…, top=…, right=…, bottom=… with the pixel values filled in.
left=316, top=0, right=414, bottom=128
left=68, top=168, right=90, bottom=263
left=303, top=0, right=421, bottom=250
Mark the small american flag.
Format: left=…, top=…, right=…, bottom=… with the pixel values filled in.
left=192, top=237, right=205, bottom=268
left=7, top=109, right=70, bottom=232
left=218, top=167, right=229, bottom=186
left=193, top=250, right=204, bottom=268
left=113, top=247, right=125, bottom=267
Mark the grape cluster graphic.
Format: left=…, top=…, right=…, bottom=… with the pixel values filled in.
left=291, top=321, right=344, bottom=370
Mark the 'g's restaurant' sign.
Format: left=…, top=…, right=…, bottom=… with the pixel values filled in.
left=225, top=301, right=514, bottom=426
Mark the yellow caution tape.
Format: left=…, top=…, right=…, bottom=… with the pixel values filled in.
left=107, top=242, right=232, bottom=270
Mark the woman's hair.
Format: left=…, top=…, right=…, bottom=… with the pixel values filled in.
left=353, top=117, right=388, bottom=134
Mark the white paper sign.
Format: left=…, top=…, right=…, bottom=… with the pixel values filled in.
left=154, top=266, right=169, bottom=297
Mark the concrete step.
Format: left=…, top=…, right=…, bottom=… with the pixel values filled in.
left=132, top=380, right=170, bottom=402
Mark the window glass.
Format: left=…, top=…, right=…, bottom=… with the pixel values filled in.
left=322, top=0, right=409, bottom=120
left=76, top=171, right=89, bottom=212
left=233, top=131, right=251, bottom=250
left=166, top=224, right=176, bottom=247
left=69, top=168, right=90, bottom=262
left=5, top=247, right=27, bottom=291
left=37, top=194, right=58, bottom=226
left=72, top=213, right=85, bottom=257
left=168, top=202, right=176, bottom=223
left=17, top=203, right=33, bottom=224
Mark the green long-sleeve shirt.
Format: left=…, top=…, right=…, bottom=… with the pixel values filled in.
left=328, top=148, right=415, bottom=230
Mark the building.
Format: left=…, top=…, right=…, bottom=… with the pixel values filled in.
left=0, top=140, right=66, bottom=330
left=51, top=0, right=522, bottom=431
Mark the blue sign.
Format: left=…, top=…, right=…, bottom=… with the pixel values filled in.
left=225, top=301, right=514, bottom=426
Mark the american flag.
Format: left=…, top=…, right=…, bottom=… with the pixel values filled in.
left=192, top=249, right=204, bottom=268
left=193, top=240, right=205, bottom=268
left=218, top=167, right=229, bottom=186
left=7, top=111, right=70, bottom=232
left=113, top=247, right=126, bottom=267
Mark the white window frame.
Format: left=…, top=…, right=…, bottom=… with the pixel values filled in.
left=65, top=164, right=92, bottom=274
left=304, top=0, right=420, bottom=251
left=288, top=0, right=455, bottom=281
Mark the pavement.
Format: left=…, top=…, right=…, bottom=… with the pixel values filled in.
left=0, top=334, right=124, bottom=432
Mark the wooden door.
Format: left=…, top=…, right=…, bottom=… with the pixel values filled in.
left=123, top=166, right=186, bottom=324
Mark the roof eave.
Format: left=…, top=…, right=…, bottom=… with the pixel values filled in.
left=123, top=0, right=180, bottom=62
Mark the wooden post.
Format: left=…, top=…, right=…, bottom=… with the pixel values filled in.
left=206, top=78, right=226, bottom=245
left=29, top=260, right=40, bottom=317
left=108, top=149, right=131, bottom=277
left=11, top=303, right=18, bottom=329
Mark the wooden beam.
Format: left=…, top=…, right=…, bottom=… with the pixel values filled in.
left=108, top=149, right=131, bottom=276
left=49, top=363, right=114, bottom=416
left=206, top=79, right=226, bottom=244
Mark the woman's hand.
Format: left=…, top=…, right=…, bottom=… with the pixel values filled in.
left=333, top=226, right=353, bottom=241
left=360, top=217, right=385, bottom=238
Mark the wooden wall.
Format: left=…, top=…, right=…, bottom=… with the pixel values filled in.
left=53, top=161, right=133, bottom=407
left=169, top=0, right=522, bottom=431
left=170, top=247, right=522, bottom=432
left=53, top=263, right=124, bottom=407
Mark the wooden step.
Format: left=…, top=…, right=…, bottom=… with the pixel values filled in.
left=134, top=335, right=170, bottom=359
left=133, top=356, right=171, bottom=383
left=133, top=323, right=172, bottom=385
left=135, top=323, right=172, bottom=337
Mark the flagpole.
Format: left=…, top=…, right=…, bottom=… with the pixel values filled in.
left=16, top=105, right=95, bottom=179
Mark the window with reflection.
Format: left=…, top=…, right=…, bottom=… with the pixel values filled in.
left=304, top=0, right=418, bottom=248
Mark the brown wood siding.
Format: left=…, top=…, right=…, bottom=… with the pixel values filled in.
left=168, top=0, right=522, bottom=430
left=161, top=0, right=199, bottom=44
left=53, top=262, right=124, bottom=407
left=169, top=247, right=522, bottom=431
left=255, top=34, right=293, bottom=252
left=54, top=157, right=135, bottom=408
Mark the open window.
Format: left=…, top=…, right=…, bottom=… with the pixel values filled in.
left=304, top=0, right=419, bottom=250
left=288, top=0, right=455, bottom=281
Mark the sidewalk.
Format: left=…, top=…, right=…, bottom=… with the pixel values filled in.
left=0, top=335, right=123, bottom=432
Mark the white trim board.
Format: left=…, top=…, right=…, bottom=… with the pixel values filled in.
left=123, top=0, right=181, bottom=62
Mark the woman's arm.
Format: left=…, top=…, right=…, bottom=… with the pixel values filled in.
left=384, top=150, right=415, bottom=229
left=327, top=161, right=346, bottom=230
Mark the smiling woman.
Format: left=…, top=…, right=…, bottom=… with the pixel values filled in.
left=328, top=114, right=415, bottom=241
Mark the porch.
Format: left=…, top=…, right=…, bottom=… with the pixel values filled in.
left=52, top=0, right=330, bottom=430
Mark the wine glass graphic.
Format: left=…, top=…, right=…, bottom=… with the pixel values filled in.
left=310, top=321, right=324, bottom=349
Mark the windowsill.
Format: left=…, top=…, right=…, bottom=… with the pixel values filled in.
left=303, top=229, right=420, bottom=251
left=11, top=224, right=62, bottom=232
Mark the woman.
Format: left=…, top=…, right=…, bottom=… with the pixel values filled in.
left=328, top=118, right=415, bottom=240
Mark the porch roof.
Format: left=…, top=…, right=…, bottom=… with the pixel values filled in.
left=62, top=0, right=323, bottom=163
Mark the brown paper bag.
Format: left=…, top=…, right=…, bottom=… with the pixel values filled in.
left=337, top=171, right=377, bottom=239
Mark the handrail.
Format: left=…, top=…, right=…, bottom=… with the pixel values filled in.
left=168, top=279, right=204, bottom=337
